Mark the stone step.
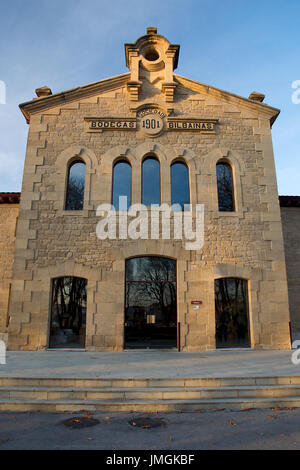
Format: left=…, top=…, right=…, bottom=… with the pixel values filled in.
left=1, top=385, right=300, bottom=400
left=0, top=396, right=300, bottom=412
left=1, top=376, right=300, bottom=388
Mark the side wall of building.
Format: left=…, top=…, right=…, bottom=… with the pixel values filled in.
left=281, top=206, right=300, bottom=341
left=0, top=204, right=18, bottom=341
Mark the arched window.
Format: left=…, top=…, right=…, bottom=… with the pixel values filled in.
left=112, top=160, right=132, bottom=210
left=49, top=276, right=87, bottom=349
left=171, top=161, right=190, bottom=209
left=216, top=161, right=234, bottom=212
left=142, top=156, right=160, bottom=205
left=65, top=160, right=86, bottom=210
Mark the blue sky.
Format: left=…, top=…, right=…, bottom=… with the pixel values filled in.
left=0, top=0, right=299, bottom=194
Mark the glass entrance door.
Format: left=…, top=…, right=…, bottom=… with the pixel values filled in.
left=49, top=277, right=87, bottom=349
left=215, top=278, right=250, bottom=348
left=125, top=257, right=177, bottom=349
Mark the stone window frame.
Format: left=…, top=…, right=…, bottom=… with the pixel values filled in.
left=37, top=261, right=100, bottom=350
left=206, top=148, right=245, bottom=219
left=110, top=241, right=190, bottom=351
left=100, top=146, right=138, bottom=210
left=216, top=159, right=235, bottom=212
left=214, top=264, right=263, bottom=349
left=135, top=142, right=197, bottom=208
left=54, top=146, right=97, bottom=217
left=101, top=142, right=197, bottom=209
left=64, top=159, right=86, bottom=211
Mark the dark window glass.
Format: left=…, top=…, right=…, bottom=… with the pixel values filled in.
left=125, top=257, right=177, bottom=349
left=65, top=161, right=86, bottom=210
left=112, top=161, right=131, bottom=210
left=171, top=162, right=190, bottom=209
left=142, top=157, right=160, bottom=206
left=215, top=278, right=250, bottom=348
left=216, top=162, right=234, bottom=212
left=49, top=277, right=87, bottom=349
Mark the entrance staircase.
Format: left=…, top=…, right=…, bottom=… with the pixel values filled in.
left=1, top=376, right=300, bottom=412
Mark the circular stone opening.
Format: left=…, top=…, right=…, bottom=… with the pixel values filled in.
left=144, top=47, right=160, bottom=61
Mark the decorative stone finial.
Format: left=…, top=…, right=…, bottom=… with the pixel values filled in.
left=35, top=86, right=52, bottom=98
left=125, top=29, right=180, bottom=103
left=249, top=91, right=265, bottom=103
left=146, top=27, right=157, bottom=35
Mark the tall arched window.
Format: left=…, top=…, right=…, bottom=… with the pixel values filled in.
left=171, top=161, right=190, bottom=209
left=142, top=156, right=160, bottom=205
left=216, top=161, right=234, bottom=212
left=112, top=160, right=132, bottom=210
left=65, top=160, right=86, bottom=210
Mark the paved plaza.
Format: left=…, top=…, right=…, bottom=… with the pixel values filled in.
left=0, top=349, right=299, bottom=379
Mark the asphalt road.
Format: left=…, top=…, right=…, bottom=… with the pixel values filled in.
left=0, top=408, right=300, bottom=450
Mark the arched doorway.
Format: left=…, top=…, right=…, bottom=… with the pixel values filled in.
left=125, top=257, right=177, bottom=349
left=215, top=278, right=250, bottom=348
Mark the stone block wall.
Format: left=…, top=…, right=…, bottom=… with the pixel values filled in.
left=281, top=206, right=300, bottom=341
left=0, top=203, right=19, bottom=341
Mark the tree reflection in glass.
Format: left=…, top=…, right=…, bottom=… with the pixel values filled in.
left=215, top=278, right=250, bottom=348
left=65, top=161, right=86, bottom=210
left=49, top=277, right=87, bottom=348
left=125, top=257, right=177, bottom=349
left=216, top=162, right=234, bottom=212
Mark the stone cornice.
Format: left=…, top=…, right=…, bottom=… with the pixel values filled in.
left=2, top=192, right=299, bottom=206
left=19, top=73, right=131, bottom=123
left=174, top=75, right=280, bottom=126
left=19, top=71, right=280, bottom=127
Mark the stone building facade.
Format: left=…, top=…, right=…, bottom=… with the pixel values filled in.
left=1, top=28, right=298, bottom=351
